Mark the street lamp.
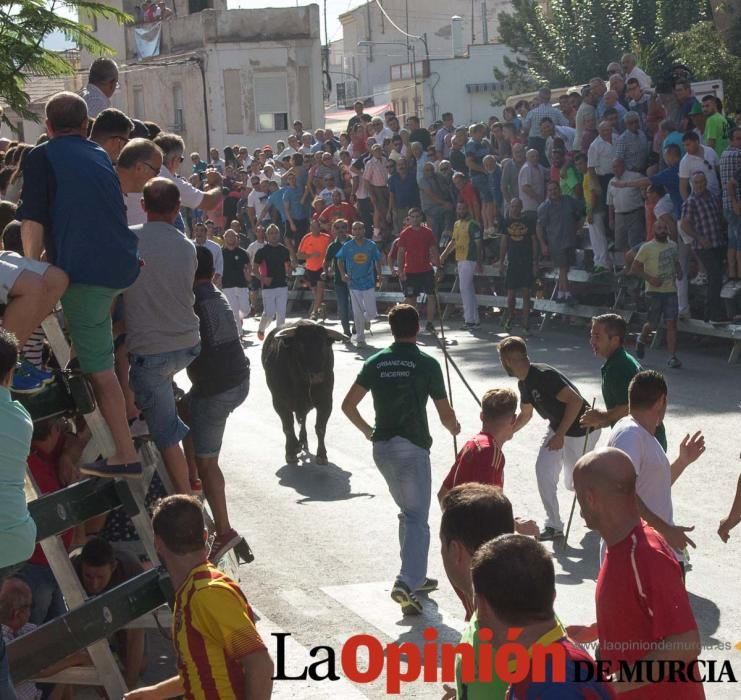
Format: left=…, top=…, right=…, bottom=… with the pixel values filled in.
left=358, top=38, right=427, bottom=119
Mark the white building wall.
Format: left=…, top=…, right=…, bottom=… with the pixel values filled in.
left=337, top=0, right=511, bottom=110
left=422, top=43, right=512, bottom=125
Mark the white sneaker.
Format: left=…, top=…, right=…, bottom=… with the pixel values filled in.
left=129, top=416, right=150, bottom=439
left=690, top=272, right=707, bottom=286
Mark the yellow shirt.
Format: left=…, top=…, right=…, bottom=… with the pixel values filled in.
left=452, top=217, right=482, bottom=262
left=173, top=563, right=266, bottom=700
left=634, top=238, right=678, bottom=293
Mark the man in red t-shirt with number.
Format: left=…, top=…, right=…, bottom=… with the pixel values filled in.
left=571, top=447, right=704, bottom=699
left=396, top=208, right=440, bottom=333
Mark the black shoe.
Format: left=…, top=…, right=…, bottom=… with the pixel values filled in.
left=416, top=577, right=438, bottom=592
left=635, top=340, right=645, bottom=359
left=390, top=580, right=423, bottom=614
left=425, top=321, right=436, bottom=333
left=537, top=526, right=563, bottom=541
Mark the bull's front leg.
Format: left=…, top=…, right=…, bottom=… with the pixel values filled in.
left=314, top=398, right=332, bottom=465
left=297, top=412, right=308, bottom=453
left=276, top=403, right=300, bottom=463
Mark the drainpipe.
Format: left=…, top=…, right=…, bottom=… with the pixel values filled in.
left=192, top=55, right=210, bottom=153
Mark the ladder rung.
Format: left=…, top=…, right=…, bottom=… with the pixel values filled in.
left=28, top=478, right=137, bottom=541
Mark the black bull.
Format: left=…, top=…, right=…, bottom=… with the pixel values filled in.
left=262, top=320, right=347, bottom=464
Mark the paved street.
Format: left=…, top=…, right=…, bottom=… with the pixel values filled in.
left=212, top=313, right=741, bottom=699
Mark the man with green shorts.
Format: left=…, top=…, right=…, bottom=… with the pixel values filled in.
left=342, top=304, right=460, bottom=614
left=18, top=91, right=142, bottom=477
left=582, top=313, right=667, bottom=450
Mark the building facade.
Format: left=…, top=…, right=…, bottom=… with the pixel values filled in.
left=330, top=0, right=511, bottom=116
left=77, top=0, right=323, bottom=154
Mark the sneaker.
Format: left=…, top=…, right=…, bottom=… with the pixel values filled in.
left=11, top=365, right=45, bottom=394
left=355, top=339, right=367, bottom=347
left=425, top=321, right=436, bottom=333
left=390, top=580, right=423, bottom=614
left=128, top=415, right=150, bottom=439
left=21, top=361, right=54, bottom=386
left=257, top=331, right=265, bottom=341
left=564, top=295, right=577, bottom=307
left=190, top=478, right=203, bottom=493
left=690, top=272, right=707, bottom=286
left=310, top=311, right=319, bottom=321
left=668, top=355, right=682, bottom=369
left=416, top=577, right=438, bottom=592
left=635, top=340, right=646, bottom=359
left=503, top=316, right=512, bottom=332
left=80, top=459, right=143, bottom=479
left=592, top=265, right=609, bottom=275
left=537, top=526, right=563, bottom=541
left=463, top=322, right=476, bottom=330
left=209, top=528, right=242, bottom=563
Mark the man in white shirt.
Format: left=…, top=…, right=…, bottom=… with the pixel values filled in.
left=154, top=133, right=224, bottom=221
left=588, top=121, right=617, bottom=212
left=607, top=159, right=645, bottom=252
left=678, top=130, right=721, bottom=200
left=194, top=222, right=224, bottom=287
left=117, top=138, right=164, bottom=226
left=247, top=177, right=270, bottom=227
left=370, top=116, right=394, bottom=145
left=607, top=370, right=704, bottom=567
left=621, top=53, right=652, bottom=90
left=81, top=57, right=118, bottom=118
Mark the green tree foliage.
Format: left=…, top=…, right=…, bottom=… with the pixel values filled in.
left=0, top=0, right=129, bottom=126
left=496, top=0, right=712, bottom=87
left=666, top=21, right=741, bottom=110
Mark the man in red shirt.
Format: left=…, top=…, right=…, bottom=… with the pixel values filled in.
left=472, top=534, right=616, bottom=699
left=318, top=189, right=358, bottom=233
left=570, top=447, right=704, bottom=699
left=438, top=388, right=516, bottom=501
left=396, top=208, right=440, bottom=332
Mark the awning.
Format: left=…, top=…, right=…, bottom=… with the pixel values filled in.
left=323, top=103, right=392, bottom=134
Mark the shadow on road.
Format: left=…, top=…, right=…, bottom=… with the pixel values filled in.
left=276, top=460, right=375, bottom=504
left=553, top=530, right=601, bottom=585
left=689, top=591, right=722, bottom=646
left=392, top=595, right=462, bottom=649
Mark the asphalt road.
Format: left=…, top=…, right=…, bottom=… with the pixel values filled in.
left=209, top=312, right=741, bottom=699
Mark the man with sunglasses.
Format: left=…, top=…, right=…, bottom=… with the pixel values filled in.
left=117, top=138, right=164, bottom=226
left=82, top=57, right=119, bottom=118
left=679, top=131, right=720, bottom=201
left=154, top=132, right=224, bottom=232
left=90, top=108, right=134, bottom=165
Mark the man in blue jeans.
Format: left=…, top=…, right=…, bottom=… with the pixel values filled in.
left=323, top=219, right=352, bottom=337
left=342, top=304, right=460, bottom=615
left=116, top=178, right=201, bottom=494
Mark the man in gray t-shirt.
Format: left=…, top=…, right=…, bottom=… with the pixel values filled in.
left=123, top=178, right=200, bottom=494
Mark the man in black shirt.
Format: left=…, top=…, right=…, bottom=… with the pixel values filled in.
left=497, top=336, right=600, bottom=541
left=221, top=228, right=251, bottom=335
left=183, top=246, right=250, bottom=562
left=407, top=115, right=432, bottom=150
left=253, top=224, right=291, bottom=341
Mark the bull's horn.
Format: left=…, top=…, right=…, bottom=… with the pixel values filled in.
left=274, top=326, right=297, bottom=339
left=325, top=328, right=348, bottom=341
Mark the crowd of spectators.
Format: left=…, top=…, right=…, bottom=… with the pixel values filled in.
left=0, top=50, right=739, bottom=697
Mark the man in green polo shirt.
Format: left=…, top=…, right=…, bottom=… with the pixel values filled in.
left=440, top=483, right=514, bottom=700
left=581, top=313, right=667, bottom=450
left=342, top=304, right=460, bottom=615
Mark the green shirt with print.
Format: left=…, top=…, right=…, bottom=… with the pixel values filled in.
left=704, top=112, right=729, bottom=157
left=356, top=342, right=447, bottom=450
left=456, top=612, right=508, bottom=700
left=602, top=347, right=667, bottom=451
